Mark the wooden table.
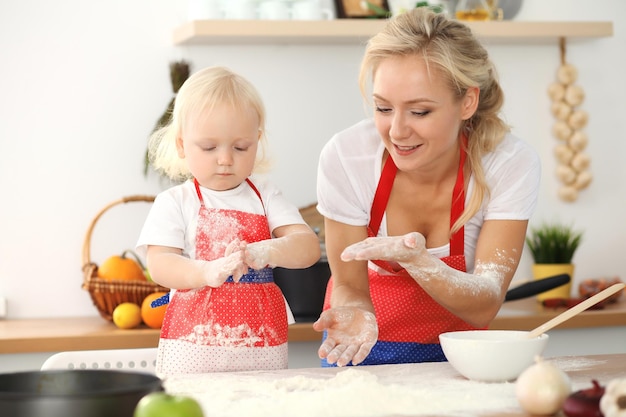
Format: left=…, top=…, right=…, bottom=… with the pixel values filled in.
left=1, top=298, right=624, bottom=354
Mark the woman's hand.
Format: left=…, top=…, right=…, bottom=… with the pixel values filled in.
left=341, top=232, right=427, bottom=264
left=313, top=307, right=378, bottom=366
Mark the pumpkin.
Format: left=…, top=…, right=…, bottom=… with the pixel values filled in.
left=97, top=249, right=147, bottom=281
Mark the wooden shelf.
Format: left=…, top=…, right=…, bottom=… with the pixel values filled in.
left=173, top=20, right=613, bottom=45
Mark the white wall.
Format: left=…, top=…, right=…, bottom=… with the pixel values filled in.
left=0, top=0, right=624, bottom=319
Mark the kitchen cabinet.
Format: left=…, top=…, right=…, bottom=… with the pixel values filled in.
left=173, top=20, right=613, bottom=45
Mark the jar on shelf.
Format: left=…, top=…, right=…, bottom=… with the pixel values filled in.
left=455, top=0, right=492, bottom=21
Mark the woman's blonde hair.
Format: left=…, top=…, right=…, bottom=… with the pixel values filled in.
left=149, top=66, right=269, bottom=181
left=359, top=8, right=509, bottom=233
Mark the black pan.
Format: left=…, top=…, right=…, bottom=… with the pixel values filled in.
left=504, top=274, right=571, bottom=302
left=0, top=369, right=162, bottom=417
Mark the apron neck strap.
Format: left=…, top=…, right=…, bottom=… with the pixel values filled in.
left=194, top=178, right=265, bottom=213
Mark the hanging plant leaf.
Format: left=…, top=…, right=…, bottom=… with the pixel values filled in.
left=144, top=60, right=191, bottom=176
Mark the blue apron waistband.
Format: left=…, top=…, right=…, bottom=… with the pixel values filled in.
left=225, top=267, right=274, bottom=283
left=150, top=267, right=274, bottom=308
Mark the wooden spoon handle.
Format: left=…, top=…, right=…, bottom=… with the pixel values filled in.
left=527, top=282, right=626, bottom=339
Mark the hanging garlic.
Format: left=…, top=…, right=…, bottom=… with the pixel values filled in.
left=556, top=164, right=577, bottom=184
left=558, top=185, right=579, bottom=202
left=552, top=101, right=573, bottom=121
left=574, top=170, right=593, bottom=190
left=571, top=152, right=591, bottom=172
left=568, top=131, right=588, bottom=151
left=548, top=82, right=566, bottom=101
left=554, top=143, right=575, bottom=164
left=549, top=38, right=592, bottom=202
left=564, top=84, right=585, bottom=107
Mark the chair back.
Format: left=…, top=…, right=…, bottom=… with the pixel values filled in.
left=41, top=348, right=157, bottom=375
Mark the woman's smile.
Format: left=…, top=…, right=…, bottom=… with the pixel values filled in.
left=393, top=142, right=422, bottom=156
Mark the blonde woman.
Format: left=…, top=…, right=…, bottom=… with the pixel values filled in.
left=137, top=66, right=320, bottom=376
left=314, top=8, right=540, bottom=367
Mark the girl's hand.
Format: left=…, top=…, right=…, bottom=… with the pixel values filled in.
left=341, top=232, right=427, bottom=263
left=313, top=307, right=378, bottom=366
left=243, top=240, right=273, bottom=270
left=200, top=240, right=248, bottom=287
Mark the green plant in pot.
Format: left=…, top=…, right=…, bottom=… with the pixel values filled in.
left=525, top=222, right=583, bottom=301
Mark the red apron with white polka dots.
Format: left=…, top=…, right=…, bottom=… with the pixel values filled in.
left=156, top=179, right=288, bottom=375
left=322, top=145, right=481, bottom=366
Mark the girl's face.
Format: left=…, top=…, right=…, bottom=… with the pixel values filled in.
left=372, top=55, right=478, bottom=174
left=177, top=102, right=260, bottom=191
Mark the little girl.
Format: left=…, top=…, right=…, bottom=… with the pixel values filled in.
left=137, top=66, right=320, bottom=376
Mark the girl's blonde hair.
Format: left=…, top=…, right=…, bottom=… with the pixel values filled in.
left=359, top=8, right=509, bottom=234
left=149, top=66, right=269, bottom=181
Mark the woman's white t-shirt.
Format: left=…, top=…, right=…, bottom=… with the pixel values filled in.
left=316, top=118, right=541, bottom=273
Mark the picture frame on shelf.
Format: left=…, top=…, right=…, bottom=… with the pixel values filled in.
left=334, top=0, right=390, bottom=18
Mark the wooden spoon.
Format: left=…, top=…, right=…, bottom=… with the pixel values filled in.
left=527, top=282, right=626, bottom=339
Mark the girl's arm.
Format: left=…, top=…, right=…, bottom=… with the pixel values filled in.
left=146, top=241, right=249, bottom=289
left=244, top=223, right=321, bottom=269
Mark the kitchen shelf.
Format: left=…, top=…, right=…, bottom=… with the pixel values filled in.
left=173, top=20, right=613, bottom=45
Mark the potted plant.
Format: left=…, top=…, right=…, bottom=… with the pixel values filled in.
left=525, top=222, right=584, bottom=301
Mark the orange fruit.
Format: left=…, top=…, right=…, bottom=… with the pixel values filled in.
left=141, top=292, right=169, bottom=329
left=98, top=250, right=146, bottom=281
left=112, top=302, right=142, bottom=329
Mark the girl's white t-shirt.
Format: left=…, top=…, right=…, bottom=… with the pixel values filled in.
left=137, top=176, right=307, bottom=261
left=316, top=118, right=541, bottom=273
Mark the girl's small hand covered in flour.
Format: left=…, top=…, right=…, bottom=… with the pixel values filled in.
left=201, top=239, right=249, bottom=287
left=243, top=240, right=273, bottom=270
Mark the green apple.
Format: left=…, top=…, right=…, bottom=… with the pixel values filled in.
left=144, top=268, right=153, bottom=282
left=134, top=392, right=204, bottom=417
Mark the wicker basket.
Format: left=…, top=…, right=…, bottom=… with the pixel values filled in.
left=82, top=195, right=169, bottom=321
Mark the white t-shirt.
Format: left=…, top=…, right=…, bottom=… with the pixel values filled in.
left=316, top=118, right=541, bottom=273
left=137, top=176, right=307, bottom=261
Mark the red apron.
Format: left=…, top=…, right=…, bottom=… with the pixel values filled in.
left=156, top=179, right=288, bottom=375
left=323, top=144, right=480, bottom=365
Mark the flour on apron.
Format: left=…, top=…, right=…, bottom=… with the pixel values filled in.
left=157, top=179, right=288, bottom=375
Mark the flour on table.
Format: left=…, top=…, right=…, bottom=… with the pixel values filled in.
left=164, top=363, right=519, bottom=417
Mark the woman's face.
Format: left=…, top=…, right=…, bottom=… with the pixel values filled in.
left=177, top=102, right=260, bottom=191
left=372, top=55, right=477, bottom=174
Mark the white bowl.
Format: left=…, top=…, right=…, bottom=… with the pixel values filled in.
left=439, top=330, right=549, bottom=382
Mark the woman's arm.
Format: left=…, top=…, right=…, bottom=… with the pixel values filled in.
left=312, top=218, right=379, bottom=366
left=342, top=219, right=529, bottom=328
left=324, top=218, right=372, bottom=310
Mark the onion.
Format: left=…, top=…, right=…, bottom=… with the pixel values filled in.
left=516, top=356, right=572, bottom=415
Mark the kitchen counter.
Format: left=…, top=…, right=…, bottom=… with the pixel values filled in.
left=1, top=297, right=624, bottom=354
